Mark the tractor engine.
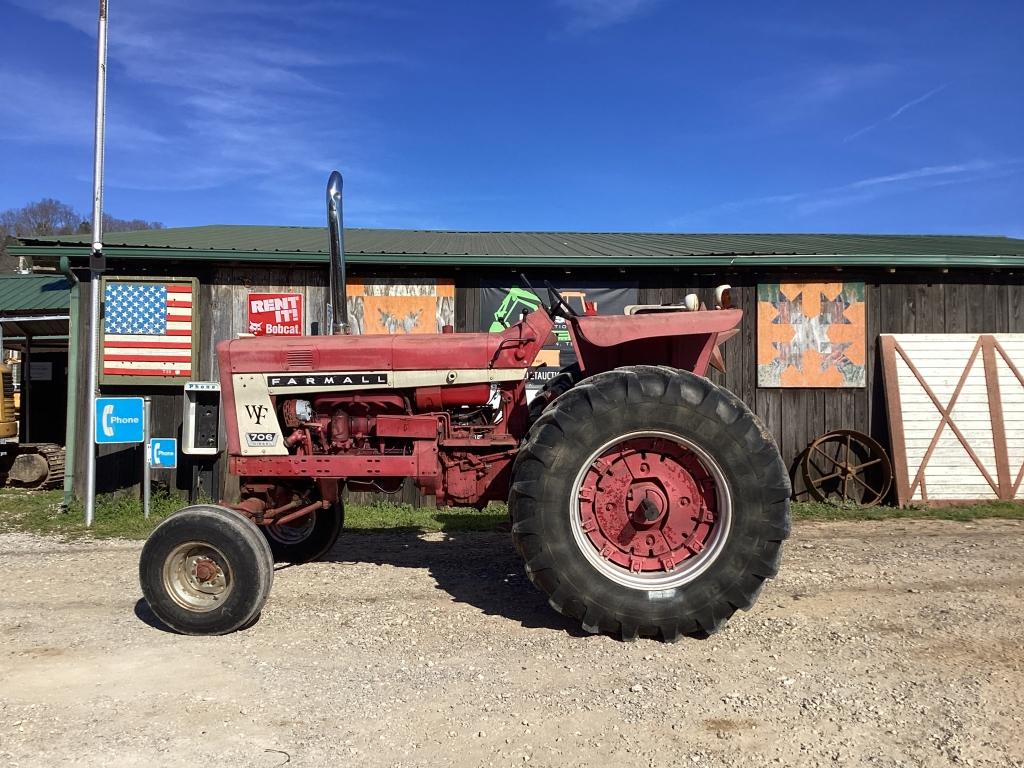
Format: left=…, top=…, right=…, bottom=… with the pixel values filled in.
left=272, top=387, right=506, bottom=501
left=279, top=394, right=412, bottom=490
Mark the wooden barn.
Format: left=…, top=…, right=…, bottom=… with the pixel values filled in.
left=12, top=227, right=1024, bottom=506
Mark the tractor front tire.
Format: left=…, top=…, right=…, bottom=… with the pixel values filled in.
left=139, top=505, right=274, bottom=636
left=509, top=366, right=790, bottom=641
left=262, top=504, right=344, bottom=564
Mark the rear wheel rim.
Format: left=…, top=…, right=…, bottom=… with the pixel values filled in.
left=265, top=512, right=317, bottom=545
left=162, top=541, right=234, bottom=612
left=570, top=429, right=732, bottom=590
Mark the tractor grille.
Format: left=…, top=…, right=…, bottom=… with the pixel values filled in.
left=286, top=349, right=315, bottom=371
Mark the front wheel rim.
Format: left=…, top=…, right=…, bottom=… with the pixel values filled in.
left=162, top=541, right=234, bottom=612
left=570, top=430, right=733, bottom=590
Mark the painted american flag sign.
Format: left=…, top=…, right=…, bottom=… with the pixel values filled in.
left=101, top=278, right=197, bottom=383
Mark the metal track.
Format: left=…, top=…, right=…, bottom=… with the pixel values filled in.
left=0, top=443, right=66, bottom=490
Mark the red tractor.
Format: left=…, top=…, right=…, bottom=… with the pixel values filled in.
left=139, top=172, right=790, bottom=640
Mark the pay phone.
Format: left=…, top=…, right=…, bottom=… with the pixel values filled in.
left=182, top=381, right=220, bottom=455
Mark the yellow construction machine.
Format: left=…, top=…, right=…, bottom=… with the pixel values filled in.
left=0, top=360, right=64, bottom=489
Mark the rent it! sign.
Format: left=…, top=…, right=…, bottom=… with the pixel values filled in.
left=248, top=293, right=303, bottom=336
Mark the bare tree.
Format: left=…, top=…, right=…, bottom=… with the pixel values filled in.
left=0, top=198, right=84, bottom=239
left=0, top=199, right=163, bottom=272
left=103, top=214, right=164, bottom=233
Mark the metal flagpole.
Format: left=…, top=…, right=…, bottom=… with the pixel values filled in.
left=84, top=0, right=109, bottom=527
left=142, top=397, right=151, bottom=519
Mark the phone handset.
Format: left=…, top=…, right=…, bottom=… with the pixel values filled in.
left=102, top=404, right=115, bottom=437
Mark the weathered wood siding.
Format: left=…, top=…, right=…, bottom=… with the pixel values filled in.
left=74, top=264, right=1024, bottom=506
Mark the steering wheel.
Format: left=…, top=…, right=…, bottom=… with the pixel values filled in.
left=544, top=281, right=579, bottom=319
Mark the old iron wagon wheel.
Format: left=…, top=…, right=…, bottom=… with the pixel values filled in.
left=139, top=505, right=274, bottom=635
left=510, top=365, right=791, bottom=642
left=802, top=429, right=893, bottom=507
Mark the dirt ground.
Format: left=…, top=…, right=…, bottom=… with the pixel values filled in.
left=1, top=519, right=1022, bottom=768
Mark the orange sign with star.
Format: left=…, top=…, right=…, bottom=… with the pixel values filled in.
left=757, top=282, right=866, bottom=387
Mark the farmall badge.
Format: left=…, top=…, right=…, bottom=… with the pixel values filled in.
left=267, top=373, right=389, bottom=388
left=248, top=293, right=303, bottom=336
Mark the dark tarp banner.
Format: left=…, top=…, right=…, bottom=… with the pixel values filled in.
left=479, top=279, right=639, bottom=388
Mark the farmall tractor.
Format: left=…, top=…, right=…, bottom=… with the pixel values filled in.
left=139, top=172, right=791, bottom=640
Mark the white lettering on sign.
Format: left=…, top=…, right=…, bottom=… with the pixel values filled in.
left=249, top=295, right=301, bottom=322
left=108, top=415, right=141, bottom=424
left=247, top=293, right=304, bottom=337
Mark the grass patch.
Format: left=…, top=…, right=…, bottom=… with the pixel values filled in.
left=0, top=489, right=506, bottom=539
left=0, top=488, right=182, bottom=540
left=791, top=499, right=1024, bottom=522
left=344, top=501, right=506, bottom=533
left=2, top=489, right=1021, bottom=541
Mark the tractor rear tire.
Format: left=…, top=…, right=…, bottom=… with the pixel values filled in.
left=509, top=366, right=790, bottom=641
left=139, top=505, right=274, bottom=636
left=262, top=504, right=344, bottom=564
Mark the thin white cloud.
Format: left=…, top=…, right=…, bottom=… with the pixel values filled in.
left=556, top=0, right=659, bottom=32
left=8, top=0, right=406, bottom=217
left=843, top=82, right=948, bottom=143
left=798, top=163, right=1017, bottom=215
left=804, top=65, right=892, bottom=105
left=847, top=161, right=991, bottom=189
left=0, top=69, right=168, bottom=147
left=670, top=160, right=1020, bottom=226
left=746, top=63, right=893, bottom=127
left=758, top=20, right=891, bottom=47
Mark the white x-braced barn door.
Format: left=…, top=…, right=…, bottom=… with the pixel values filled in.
left=880, top=334, right=1024, bottom=505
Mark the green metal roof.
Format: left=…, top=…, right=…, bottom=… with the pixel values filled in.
left=0, top=273, right=72, bottom=313
left=12, top=225, right=1024, bottom=268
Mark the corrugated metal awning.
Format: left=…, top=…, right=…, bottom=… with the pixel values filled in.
left=11, top=227, right=1024, bottom=268
left=0, top=274, right=71, bottom=311
left=0, top=314, right=70, bottom=348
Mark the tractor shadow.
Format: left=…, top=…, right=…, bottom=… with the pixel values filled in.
left=133, top=598, right=268, bottom=634
left=133, top=598, right=174, bottom=633
left=319, top=527, right=588, bottom=638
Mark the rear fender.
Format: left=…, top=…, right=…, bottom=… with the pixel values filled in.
left=567, top=309, right=741, bottom=377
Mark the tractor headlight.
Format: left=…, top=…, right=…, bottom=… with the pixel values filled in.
left=294, top=399, right=313, bottom=423
left=283, top=398, right=315, bottom=427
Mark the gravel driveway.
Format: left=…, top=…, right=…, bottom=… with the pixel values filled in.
left=1, top=519, right=1022, bottom=767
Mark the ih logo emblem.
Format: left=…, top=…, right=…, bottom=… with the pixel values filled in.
left=245, top=404, right=268, bottom=425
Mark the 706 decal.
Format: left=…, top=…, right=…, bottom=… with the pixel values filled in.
left=246, top=432, right=277, bottom=447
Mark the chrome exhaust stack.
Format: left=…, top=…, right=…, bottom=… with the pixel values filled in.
left=326, top=170, right=350, bottom=335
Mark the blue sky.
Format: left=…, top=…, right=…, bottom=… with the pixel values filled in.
left=1, top=0, right=1022, bottom=235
